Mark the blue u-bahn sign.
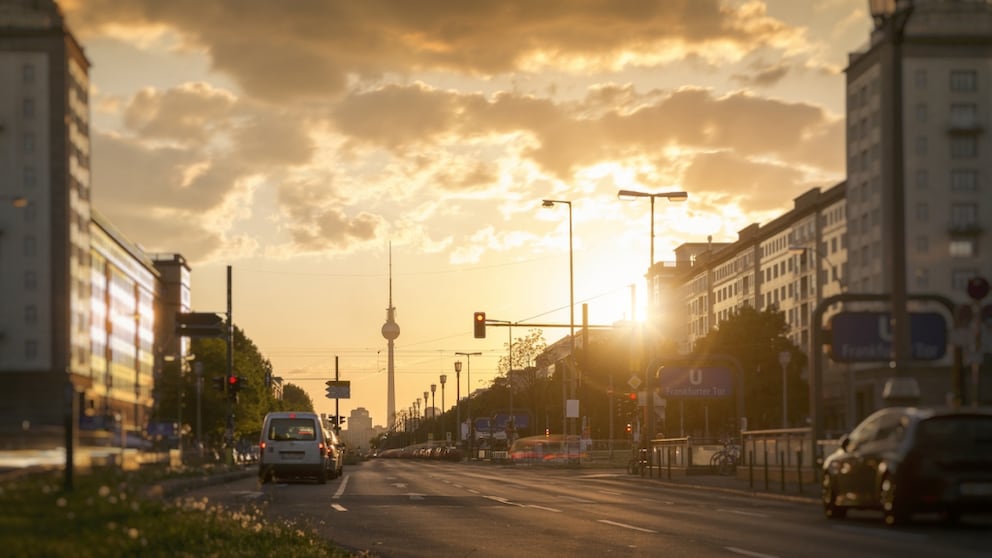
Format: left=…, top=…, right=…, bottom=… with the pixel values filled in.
left=829, top=311, right=946, bottom=362
left=657, top=367, right=734, bottom=398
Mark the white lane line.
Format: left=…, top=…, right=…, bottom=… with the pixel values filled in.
left=596, top=519, right=657, bottom=534
left=467, top=489, right=480, bottom=494
left=716, top=508, right=768, bottom=518
left=724, top=546, right=777, bottom=558
left=332, top=475, right=349, bottom=499
left=598, top=490, right=621, bottom=496
left=331, top=503, right=347, bottom=512
left=483, top=495, right=524, bottom=507
left=527, top=504, right=562, bottom=513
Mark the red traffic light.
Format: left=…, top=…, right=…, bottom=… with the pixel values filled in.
left=473, top=311, right=486, bottom=338
left=627, top=392, right=637, bottom=401
left=228, top=375, right=238, bottom=385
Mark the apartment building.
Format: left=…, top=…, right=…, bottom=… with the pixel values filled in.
left=0, top=1, right=191, bottom=447
left=653, top=0, right=991, bottom=434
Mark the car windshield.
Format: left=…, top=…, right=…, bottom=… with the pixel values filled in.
left=914, top=415, right=992, bottom=451
left=269, top=418, right=317, bottom=441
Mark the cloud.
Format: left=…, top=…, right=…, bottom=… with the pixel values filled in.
left=65, top=0, right=805, bottom=102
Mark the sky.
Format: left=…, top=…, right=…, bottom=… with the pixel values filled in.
left=58, top=0, right=867, bottom=427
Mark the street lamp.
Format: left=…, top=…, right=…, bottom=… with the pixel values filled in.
left=453, top=362, right=462, bottom=445
left=867, top=0, right=916, bottom=406
left=439, top=375, right=447, bottom=444
left=541, top=199, right=573, bottom=454
left=2, top=196, right=29, bottom=208
left=616, top=189, right=688, bottom=450
left=430, top=384, right=437, bottom=442
left=455, top=351, right=481, bottom=458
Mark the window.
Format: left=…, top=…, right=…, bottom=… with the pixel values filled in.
left=916, top=268, right=929, bottom=289
left=24, top=236, right=36, bottom=257
left=914, top=69, right=927, bottom=90
left=25, top=271, right=36, bottom=290
left=951, top=203, right=978, bottom=227
left=22, top=99, right=35, bottom=118
left=952, top=269, right=978, bottom=290
left=915, top=103, right=927, bottom=123
left=25, top=305, right=37, bottom=325
left=916, top=203, right=929, bottom=222
left=23, top=133, right=35, bottom=153
left=951, top=136, right=977, bottom=159
left=950, top=70, right=977, bottom=93
left=950, top=104, right=977, bottom=127
left=22, top=63, right=35, bottom=83
left=25, top=340, right=38, bottom=361
left=951, top=170, right=978, bottom=192
left=950, top=239, right=975, bottom=258
left=915, top=169, right=928, bottom=189
left=915, top=136, right=927, bottom=156
left=23, top=166, right=36, bottom=188
left=916, top=236, right=929, bottom=253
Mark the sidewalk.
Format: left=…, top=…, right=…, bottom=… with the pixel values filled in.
left=628, top=465, right=820, bottom=504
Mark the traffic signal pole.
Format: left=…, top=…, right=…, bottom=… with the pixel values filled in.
left=225, top=266, right=234, bottom=465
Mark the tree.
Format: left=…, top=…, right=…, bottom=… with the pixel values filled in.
left=691, top=305, right=805, bottom=432
left=279, top=384, right=315, bottom=411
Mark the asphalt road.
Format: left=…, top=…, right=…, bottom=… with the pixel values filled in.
left=188, top=460, right=992, bottom=558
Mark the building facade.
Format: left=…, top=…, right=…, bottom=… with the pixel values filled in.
left=1, top=1, right=192, bottom=448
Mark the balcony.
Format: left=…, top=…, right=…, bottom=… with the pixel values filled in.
left=947, top=222, right=983, bottom=236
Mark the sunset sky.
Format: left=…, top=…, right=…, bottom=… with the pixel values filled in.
left=59, top=0, right=863, bottom=427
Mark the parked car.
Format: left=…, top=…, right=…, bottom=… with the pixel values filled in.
left=821, top=406, right=992, bottom=525
left=258, top=411, right=337, bottom=484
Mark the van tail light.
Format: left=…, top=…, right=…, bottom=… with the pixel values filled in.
left=320, top=442, right=326, bottom=456
left=260, top=441, right=267, bottom=451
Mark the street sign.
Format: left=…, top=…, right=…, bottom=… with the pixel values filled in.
left=829, top=311, right=946, bottom=362
left=324, top=380, right=351, bottom=399
left=174, top=311, right=226, bottom=338
left=657, top=367, right=733, bottom=398
left=627, top=375, right=641, bottom=390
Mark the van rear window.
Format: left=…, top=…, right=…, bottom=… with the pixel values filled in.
left=268, top=418, right=317, bottom=441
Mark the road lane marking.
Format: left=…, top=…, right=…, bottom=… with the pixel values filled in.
left=597, top=519, right=657, bottom=534
left=332, top=475, right=349, bottom=499
left=724, top=547, right=777, bottom=558
left=716, top=508, right=768, bottom=518
left=483, top=495, right=524, bottom=507
left=467, top=489, right=480, bottom=494
left=527, top=505, right=562, bottom=513
left=407, top=493, right=425, bottom=500
left=598, top=490, right=621, bottom=495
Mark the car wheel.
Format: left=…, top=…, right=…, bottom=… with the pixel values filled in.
left=880, top=475, right=908, bottom=526
left=318, top=465, right=328, bottom=484
left=822, top=473, right=847, bottom=519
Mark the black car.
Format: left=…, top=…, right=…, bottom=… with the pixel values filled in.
left=821, top=406, right=992, bottom=525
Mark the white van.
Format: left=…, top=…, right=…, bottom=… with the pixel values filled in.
left=258, top=411, right=337, bottom=484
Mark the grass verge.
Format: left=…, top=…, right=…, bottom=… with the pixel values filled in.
left=0, top=465, right=366, bottom=557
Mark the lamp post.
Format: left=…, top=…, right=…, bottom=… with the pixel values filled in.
left=616, top=189, right=688, bottom=450
left=868, top=0, right=915, bottom=406
left=541, top=199, right=573, bottom=455
left=439, top=375, right=447, bottom=444
left=430, top=384, right=437, bottom=443
left=455, top=352, right=481, bottom=458
left=453, top=361, right=462, bottom=446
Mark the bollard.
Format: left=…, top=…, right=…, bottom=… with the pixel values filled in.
left=748, top=449, right=754, bottom=489
left=667, top=446, right=672, bottom=479
left=780, top=451, right=786, bottom=492
left=763, top=447, right=769, bottom=490
left=796, top=449, right=803, bottom=493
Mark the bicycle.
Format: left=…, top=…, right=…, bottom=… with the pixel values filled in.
left=709, top=440, right=740, bottom=476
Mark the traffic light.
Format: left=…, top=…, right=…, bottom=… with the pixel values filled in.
left=227, top=375, right=245, bottom=401
left=212, top=376, right=225, bottom=392
left=625, top=423, right=632, bottom=434
left=473, top=311, right=486, bottom=338
left=627, top=392, right=638, bottom=402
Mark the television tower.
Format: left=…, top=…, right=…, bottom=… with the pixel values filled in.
left=380, top=244, right=400, bottom=429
